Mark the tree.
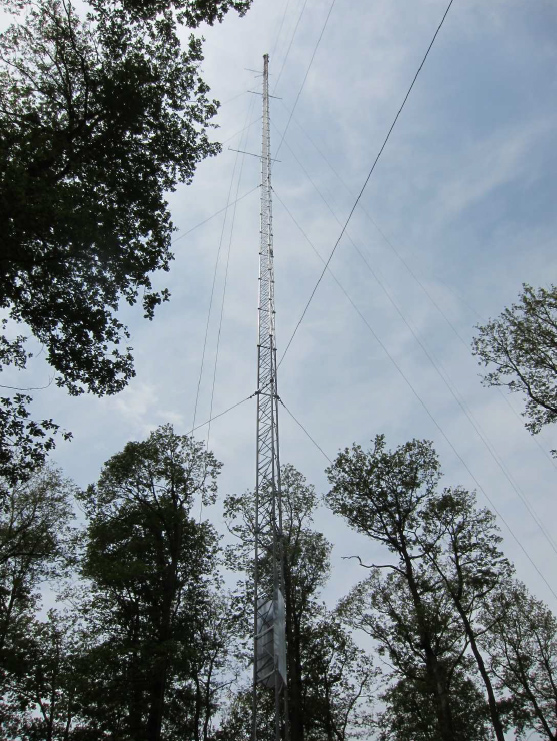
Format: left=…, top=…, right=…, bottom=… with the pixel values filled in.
left=0, top=466, right=75, bottom=686
left=482, top=581, right=557, bottom=740
left=376, top=670, right=492, bottom=741
left=224, top=464, right=374, bottom=741
left=0, top=0, right=251, bottom=396
left=115, top=0, right=252, bottom=23
left=225, top=465, right=331, bottom=740
left=0, top=392, right=69, bottom=485
left=0, top=610, right=87, bottom=741
left=421, top=488, right=513, bottom=741
left=338, top=567, right=475, bottom=741
left=302, top=615, right=374, bottom=741
left=327, top=436, right=464, bottom=741
left=76, top=424, right=227, bottom=741
left=327, top=437, right=519, bottom=741
left=215, top=687, right=274, bottom=741
left=0, top=0, right=251, bottom=476
left=165, top=591, right=242, bottom=741
left=472, top=283, right=557, bottom=435
left=1, top=329, right=70, bottom=483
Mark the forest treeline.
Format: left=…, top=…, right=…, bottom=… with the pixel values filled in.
left=1, top=424, right=556, bottom=741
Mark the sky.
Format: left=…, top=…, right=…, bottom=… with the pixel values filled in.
left=4, top=0, right=557, bottom=623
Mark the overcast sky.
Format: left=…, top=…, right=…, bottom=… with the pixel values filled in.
left=6, top=0, right=557, bottom=617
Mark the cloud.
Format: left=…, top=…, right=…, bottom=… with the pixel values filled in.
left=5, top=0, right=557, bottom=616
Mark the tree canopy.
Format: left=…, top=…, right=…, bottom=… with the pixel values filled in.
left=0, top=466, right=75, bottom=668
left=224, top=464, right=374, bottom=741
left=0, top=427, right=556, bottom=740
left=0, top=425, right=232, bottom=740
left=472, top=283, right=557, bottom=436
left=482, top=580, right=557, bottom=740
left=0, top=0, right=252, bottom=478
left=77, top=425, right=223, bottom=739
left=327, top=436, right=516, bottom=741
left=0, top=0, right=251, bottom=397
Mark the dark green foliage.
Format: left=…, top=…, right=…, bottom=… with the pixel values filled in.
left=0, top=0, right=226, bottom=396
left=420, top=488, right=513, bottom=741
left=339, top=567, right=467, bottom=740
left=0, top=611, right=87, bottom=741
left=216, top=688, right=273, bottom=741
left=327, top=437, right=458, bottom=741
left=109, top=0, right=252, bottom=23
left=0, top=394, right=69, bottom=484
left=472, top=283, right=557, bottom=435
left=0, top=467, right=75, bottom=674
left=0, top=0, right=252, bottom=476
left=0, top=426, right=242, bottom=740
left=302, top=616, right=374, bottom=741
left=2, top=424, right=556, bottom=740
left=224, top=464, right=374, bottom=741
left=75, top=424, right=225, bottom=740
left=482, top=581, right=557, bottom=740
left=377, top=671, right=493, bottom=741
left=421, top=487, right=512, bottom=603
left=326, top=435, right=441, bottom=552
left=327, top=436, right=510, bottom=741
left=0, top=468, right=76, bottom=739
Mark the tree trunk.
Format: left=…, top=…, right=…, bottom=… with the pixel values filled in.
left=284, top=555, right=304, bottom=741
left=146, top=522, right=180, bottom=740
left=128, top=648, right=145, bottom=739
left=454, top=601, right=506, bottom=741
left=146, top=672, right=167, bottom=741
left=401, top=548, right=455, bottom=741
left=145, top=586, right=173, bottom=740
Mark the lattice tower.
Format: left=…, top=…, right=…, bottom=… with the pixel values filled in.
left=252, top=53, right=288, bottom=741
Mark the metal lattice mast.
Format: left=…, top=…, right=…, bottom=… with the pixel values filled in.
left=253, top=53, right=287, bottom=741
